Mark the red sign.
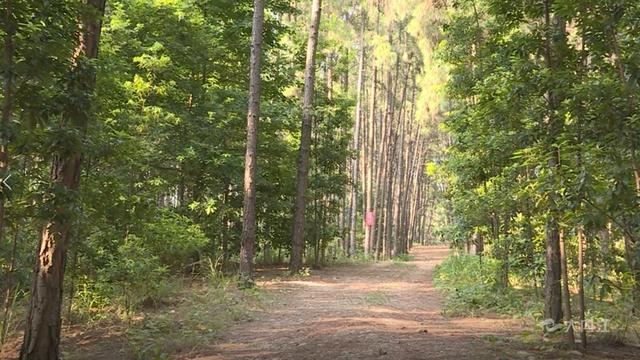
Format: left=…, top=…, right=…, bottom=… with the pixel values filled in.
left=365, top=211, right=375, bottom=226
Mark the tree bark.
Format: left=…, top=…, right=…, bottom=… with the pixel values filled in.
left=542, top=0, right=564, bottom=326
left=239, top=0, right=265, bottom=281
left=290, top=0, right=322, bottom=273
left=20, top=3, right=105, bottom=358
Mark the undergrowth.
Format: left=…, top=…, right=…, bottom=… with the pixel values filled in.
left=127, top=282, right=264, bottom=359
left=434, top=254, right=640, bottom=345
left=53, top=262, right=267, bottom=359
left=433, top=254, right=542, bottom=318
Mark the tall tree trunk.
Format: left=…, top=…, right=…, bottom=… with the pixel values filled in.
left=542, top=0, right=564, bottom=326
left=348, top=13, right=366, bottom=257
left=290, top=0, right=322, bottom=273
left=364, top=59, right=377, bottom=257
left=239, top=0, right=265, bottom=282
left=376, top=66, right=393, bottom=259
left=365, top=1, right=380, bottom=258
left=20, top=1, right=106, bottom=358
left=391, top=61, right=409, bottom=254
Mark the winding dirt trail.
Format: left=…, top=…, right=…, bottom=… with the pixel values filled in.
left=198, top=246, right=527, bottom=360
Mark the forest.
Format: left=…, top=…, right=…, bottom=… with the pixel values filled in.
left=0, top=0, right=639, bottom=359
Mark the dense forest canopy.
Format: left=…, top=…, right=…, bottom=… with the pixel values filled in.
left=0, top=0, right=639, bottom=358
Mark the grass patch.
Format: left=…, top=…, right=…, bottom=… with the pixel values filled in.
left=393, top=253, right=414, bottom=262
left=126, top=279, right=265, bottom=359
left=390, top=261, right=417, bottom=270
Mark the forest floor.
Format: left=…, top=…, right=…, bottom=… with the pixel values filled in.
left=194, top=246, right=640, bottom=360
left=3, top=246, right=640, bottom=359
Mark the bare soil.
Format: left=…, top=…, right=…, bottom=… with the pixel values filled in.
left=192, top=246, right=640, bottom=360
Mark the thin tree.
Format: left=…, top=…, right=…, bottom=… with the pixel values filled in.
left=239, top=0, right=265, bottom=283
left=364, top=2, right=379, bottom=257
left=349, top=13, right=366, bottom=257
left=290, top=0, right=322, bottom=273
left=20, top=1, right=106, bottom=358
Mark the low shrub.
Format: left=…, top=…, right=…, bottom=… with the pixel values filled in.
left=434, top=254, right=541, bottom=317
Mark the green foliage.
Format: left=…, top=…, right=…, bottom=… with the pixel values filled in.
left=434, top=255, right=542, bottom=317
left=142, top=211, right=209, bottom=271
left=438, top=0, right=640, bottom=330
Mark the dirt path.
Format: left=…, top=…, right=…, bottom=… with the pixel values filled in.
left=197, top=246, right=528, bottom=360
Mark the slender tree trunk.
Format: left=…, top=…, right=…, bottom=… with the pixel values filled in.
left=364, top=60, right=377, bottom=257
left=577, top=225, right=587, bottom=348
left=290, top=0, right=322, bottom=273
left=20, top=1, right=106, bottom=358
left=348, top=14, right=366, bottom=257
left=221, top=181, right=231, bottom=268
left=374, top=67, right=391, bottom=259
left=239, top=0, right=265, bottom=281
left=559, top=229, right=575, bottom=347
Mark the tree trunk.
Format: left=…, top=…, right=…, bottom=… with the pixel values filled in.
left=239, top=0, right=265, bottom=281
left=290, top=0, right=322, bottom=273
left=542, top=0, right=564, bottom=326
left=19, top=2, right=106, bottom=358
left=348, top=14, right=366, bottom=258
left=364, top=58, right=376, bottom=257
left=577, top=225, right=587, bottom=348
left=559, top=229, right=575, bottom=347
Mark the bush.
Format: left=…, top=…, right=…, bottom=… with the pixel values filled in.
left=434, top=254, right=540, bottom=317
left=143, top=210, right=209, bottom=271
left=72, top=210, right=208, bottom=319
